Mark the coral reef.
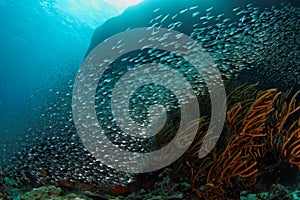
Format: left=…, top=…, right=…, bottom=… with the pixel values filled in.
left=19, top=185, right=91, bottom=200
left=3, top=2, right=299, bottom=199
left=241, top=183, right=300, bottom=200
left=1, top=83, right=299, bottom=199
left=200, top=85, right=298, bottom=199
left=108, top=168, right=197, bottom=200
left=0, top=164, right=12, bottom=200
left=20, top=186, right=62, bottom=200
left=154, top=84, right=300, bottom=199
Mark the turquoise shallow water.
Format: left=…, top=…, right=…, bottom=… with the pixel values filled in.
left=0, top=0, right=121, bottom=160
left=0, top=0, right=299, bottom=199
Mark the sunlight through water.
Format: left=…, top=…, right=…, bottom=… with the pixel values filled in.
left=103, top=0, right=142, bottom=11
left=53, top=0, right=142, bottom=28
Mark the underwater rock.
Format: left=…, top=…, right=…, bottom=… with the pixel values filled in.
left=19, top=185, right=91, bottom=200
left=59, top=193, right=92, bottom=200
left=88, top=0, right=289, bottom=54
left=269, top=184, right=294, bottom=200
left=0, top=165, right=12, bottom=200
left=20, top=186, right=62, bottom=200
left=241, top=184, right=298, bottom=200
left=87, top=0, right=299, bottom=91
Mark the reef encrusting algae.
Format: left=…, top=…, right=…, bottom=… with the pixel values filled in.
left=19, top=185, right=94, bottom=200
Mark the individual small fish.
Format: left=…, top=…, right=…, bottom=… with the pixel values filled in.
left=171, top=14, right=178, bottom=20
left=189, top=6, right=198, bottom=10
left=206, top=7, right=213, bottom=12
left=192, top=12, right=200, bottom=17
left=179, top=8, right=188, bottom=14
left=155, top=14, right=163, bottom=21
left=160, top=14, right=169, bottom=23
left=232, top=7, right=240, bottom=12
left=153, top=8, right=160, bottom=13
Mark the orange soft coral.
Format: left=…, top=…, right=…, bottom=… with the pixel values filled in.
left=161, top=84, right=300, bottom=199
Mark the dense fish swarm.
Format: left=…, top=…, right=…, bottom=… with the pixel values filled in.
left=4, top=2, right=299, bottom=192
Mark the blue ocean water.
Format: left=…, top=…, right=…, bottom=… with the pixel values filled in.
left=0, top=0, right=137, bottom=161
left=0, top=0, right=299, bottom=199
